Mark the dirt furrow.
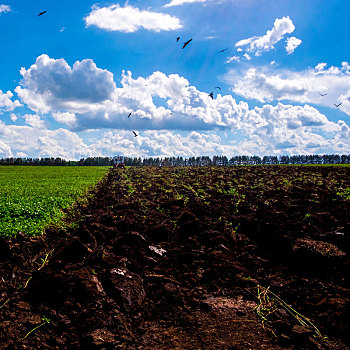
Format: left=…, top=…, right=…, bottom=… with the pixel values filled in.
left=0, top=166, right=349, bottom=349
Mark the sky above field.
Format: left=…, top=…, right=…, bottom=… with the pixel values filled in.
left=0, top=0, right=350, bottom=159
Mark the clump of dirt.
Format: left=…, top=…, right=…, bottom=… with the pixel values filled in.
left=0, top=166, right=349, bottom=349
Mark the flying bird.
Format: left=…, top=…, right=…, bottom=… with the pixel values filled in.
left=182, top=39, right=192, bottom=49
left=127, top=113, right=132, bottom=118
left=215, top=86, right=221, bottom=91
left=218, top=48, right=228, bottom=53
left=38, top=11, right=47, bottom=16
left=209, top=92, right=214, bottom=100
left=176, top=37, right=180, bottom=42
left=319, top=92, right=327, bottom=96
left=132, top=131, right=139, bottom=137
left=334, top=103, right=342, bottom=107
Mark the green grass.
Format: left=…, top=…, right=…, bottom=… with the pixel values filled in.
left=0, top=166, right=109, bottom=238
left=336, top=187, right=350, bottom=200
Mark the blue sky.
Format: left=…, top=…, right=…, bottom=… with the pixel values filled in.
left=0, top=0, right=350, bottom=159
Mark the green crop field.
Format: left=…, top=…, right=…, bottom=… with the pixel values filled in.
left=0, top=166, right=109, bottom=238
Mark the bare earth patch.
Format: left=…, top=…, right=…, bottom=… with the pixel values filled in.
left=0, top=165, right=349, bottom=349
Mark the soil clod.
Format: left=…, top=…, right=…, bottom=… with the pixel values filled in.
left=1, top=166, right=349, bottom=349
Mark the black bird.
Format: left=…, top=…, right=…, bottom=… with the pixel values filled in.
left=319, top=92, right=327, bottom=96
left=38, top=11, right=47, bottom=16
left=182, top=39, right=192, bottom=49
left=176, top=37, right=180, bottom=42
left=209, top=92, right=214, bottom=100
left=218, top=48, right=228, bottom=53
left=127, top=113, right=132, bottom=118
left=132, top=131, right=138, bottom=137
left=215, top=86, right=221, bottom=91
left=334, top=103, right=342, bottom=107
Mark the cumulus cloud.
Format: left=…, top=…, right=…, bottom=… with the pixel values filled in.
left=0, top=140, right=12, bottom=158
left=15, top=54, right=116, bottom=113
left=11, top=54, right=350, bottom=158
left=226, top=56, right=240, bottom=64
left=164, top=0, right=206, bottom=7
left=285, top=36, right=302, bottom=54
left=224, top=62, right=350, bottom=115
left=85, top=4, right=182, bottom=33
left=239, top=103, right=350, bottom=155
left=14, top=55, right=249, bottom=131
left=73, top=69, right=258, bottom=132
left=227, top=67, right=308, bottom=103
left=0, top=4, right=10, bottom=14
left=52, top=112, right=77, bottom=128
left=235, top=16, right=295, bottom=56
left=0, top=120, right=91, bottom=159
left=23, top=114, right=47, bottom=129
left=1, top=118, right=235, bottom=159
left=15, top=55, right=350, bottom=139
left=89, top=129, right=232, bottom=158
left=10, top=113, right=17, bottom=122
left=0, top=104, right=349, bottom=159
left=0, top=90, right=21, bottom=111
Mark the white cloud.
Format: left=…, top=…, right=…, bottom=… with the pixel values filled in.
left=11, top=54, right=350, bottom=158
left=85, top=4, right=182, bottom=33
left=243, top=53, right=251, bottom=61
left=0, top=4, right=10, bottom=14
left=71, top=69, right=250, bottom=131
left=227, top=67, right=307, bottom=103
left=16, top=55, right=350, bottom=137
left=0, top=90, right=21, bottom=111
left=88, top=115, right=350, bottom=156
left=224, top=62, right=350, bottom=116
left=0, top=120, right=90, bottom=160
left=164, top=0, right=206, bottom=7
left=0, top=103, right=349, bottom=159
left=15, top=54, right=116, bottom=114
left=15, top=55, right=249, bottom=131
left=226, top=56, right=240, bottom=64
left=286, top=36, right=302, bottom=54
left=235, top=16, right=295, bottom=56
left=0, top=140, right=12, bottom=158
left=23, top=114, right=47, bottom=129
left=89, top=129, right=229, bottom=158
left=10, top=113, right=17, bottom=122
left=315, top=63, right=327, bottom=71
left=203, top=36, right=217, bottom=40
left=52, top=112, right=77, bottom=128
left=239, top=103, right=349, bottom=155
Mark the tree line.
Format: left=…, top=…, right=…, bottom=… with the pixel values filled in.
left=0, top=154, right=350, bottom=166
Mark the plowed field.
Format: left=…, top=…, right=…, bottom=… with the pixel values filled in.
left=1, top=165, right=349, bottom=349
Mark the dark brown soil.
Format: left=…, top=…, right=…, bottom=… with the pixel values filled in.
left=1, top=165, right=350, bottom=349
